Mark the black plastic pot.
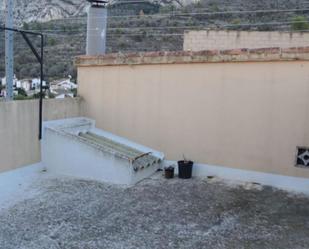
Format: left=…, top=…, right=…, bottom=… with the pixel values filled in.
left=178, top=160, right=193, bottom=179
left=164, top=166, right=174, bottom=179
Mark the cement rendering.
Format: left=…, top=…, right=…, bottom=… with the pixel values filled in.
left=0, top=173, right=308, bottom=249
left=42, top=118, right=164, bottom=185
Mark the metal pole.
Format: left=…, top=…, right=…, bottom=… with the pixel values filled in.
left=5, top=0, right=14, bottom=101
left=39, top=35, right=44, bottom=140
left=1, top=26, right=44, bottom=140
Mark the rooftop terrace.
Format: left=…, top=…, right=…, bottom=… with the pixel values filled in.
left=0, top=165, right=308, bottom=249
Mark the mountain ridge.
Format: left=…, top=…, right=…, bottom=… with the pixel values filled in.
left=1, top=0, right=309, bottom=26
left=0, top=0, right=88, bottom=25
left=0, top=0, right=187, bottom=26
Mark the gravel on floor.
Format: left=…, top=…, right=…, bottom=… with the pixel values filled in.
left=0, top=173, right=309, bottom=249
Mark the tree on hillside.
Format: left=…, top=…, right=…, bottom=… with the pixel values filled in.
left=291, top=16, right=309, bottom=31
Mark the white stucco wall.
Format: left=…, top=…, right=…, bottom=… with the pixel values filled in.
left=77, top=59, right=309, bottom=179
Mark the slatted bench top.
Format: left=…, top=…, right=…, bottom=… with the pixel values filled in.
left=79, top=132, right=160, bottom=171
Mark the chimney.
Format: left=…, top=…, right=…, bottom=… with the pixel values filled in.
left=86, top=0, right=108, bottom=55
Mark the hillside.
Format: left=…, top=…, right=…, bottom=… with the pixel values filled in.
left=0, top=0, right=87, bottom=25
left=1, top=0, right=309, bottom=82
left=0, top=0, right=185, bottom=26
left=1, top=0, right=309, bottom=25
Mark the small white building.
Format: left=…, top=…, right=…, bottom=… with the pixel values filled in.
left=1, top=75, right=18, bottom=87
left=16, top=79, right=32, bottom=92
left=50, top=78, right=77, bottom=92
left=1, top=76, right=46, bottom=91
left=31, top=78, right=46, bottom=89
left=50, top=77, right=77, bottom=99
left=0, top=89, right=6, bottom=98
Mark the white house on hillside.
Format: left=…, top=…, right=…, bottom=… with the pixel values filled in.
left=50, top=78, right=77, bottom=91
left=1, top=75, right=18, bottom=87
left=1, top=76, right=46, bottom=90
left=50, top=77, right=77, bottom=99
left=31, top=78, right=47, bottom=89
left=16, top=79, right=31, bottom=92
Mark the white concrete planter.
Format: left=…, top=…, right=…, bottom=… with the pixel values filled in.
left=42, top=118, right=164, bottom=185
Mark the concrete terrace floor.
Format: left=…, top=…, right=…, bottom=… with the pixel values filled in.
left=0, top=169, right=309, bottom=249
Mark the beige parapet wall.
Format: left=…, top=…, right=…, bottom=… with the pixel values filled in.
left=0, top=98, right=81, bottom=173
left=76, top=48, right=309, bottom=179
left=184, top=30, right=309, bottom=51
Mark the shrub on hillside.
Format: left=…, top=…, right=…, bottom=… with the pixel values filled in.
left=291, top=16, right=309, bottom=31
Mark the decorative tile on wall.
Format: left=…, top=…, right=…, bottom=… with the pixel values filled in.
left=296, top=147, right=309, bottom=168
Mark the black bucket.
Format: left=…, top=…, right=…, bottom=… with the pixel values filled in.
left=164, top=166, right=175, bottom=179
left=178, top=160, right=193, bottom=179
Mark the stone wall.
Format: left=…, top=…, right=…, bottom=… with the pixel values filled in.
left=184, top=30, right=309, bottom=51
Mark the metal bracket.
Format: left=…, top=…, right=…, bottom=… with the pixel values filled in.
left=0, top=26, right=44, bottom=140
